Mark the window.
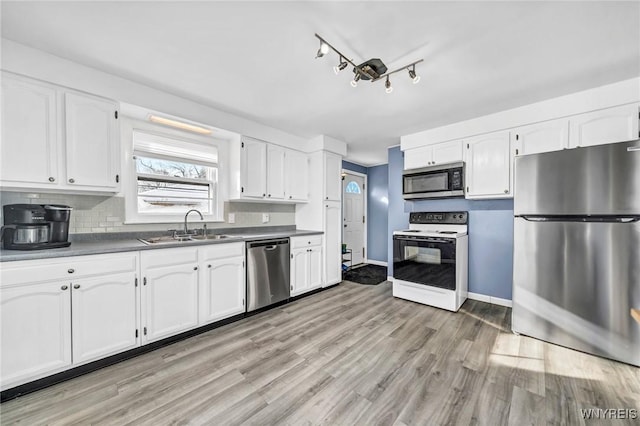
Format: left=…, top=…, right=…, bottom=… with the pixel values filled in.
left=130, top=130, right=219, bottom=221
left=345, top=181, right=361, bottom=194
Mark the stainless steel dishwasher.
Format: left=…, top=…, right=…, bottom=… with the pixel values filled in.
left=246, top=238, right=290, bottom=312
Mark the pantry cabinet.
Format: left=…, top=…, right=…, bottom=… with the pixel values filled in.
left=569, top=104, right=639, bottom=148
left=404, top=140, right=463, bottom=170
left=199, top=243, right=245, bottom=325
left=513, top=118, right=570, bottom=157
left=290, top=236, right=323, bottom=296
left=0, top=72, right=121, bottom=193
left=465, top=130, right=512, bottom=199
left=141, top=248, right=199, bottom=343
left=324, top=152, right=342, bottom=201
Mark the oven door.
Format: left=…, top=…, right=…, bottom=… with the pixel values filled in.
left=393, top=235, right=457, bottom=290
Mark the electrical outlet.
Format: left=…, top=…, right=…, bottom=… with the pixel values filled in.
left=228, top=213, right=235, bottom=224
left=262, top=213, right=269, bottom=223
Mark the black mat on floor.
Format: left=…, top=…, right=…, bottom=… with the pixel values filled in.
left=343, top=264, right=388, bottom=285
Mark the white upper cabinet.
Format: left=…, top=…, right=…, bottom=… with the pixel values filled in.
left=285, top=149, right=309, bottom=202
left=465, top=130, right=512, bottom=199
left=404, top=146, right=432, bottom=170
left=64, top=92, right=120, bottom=190
left=1, top=74, right=59, bottom=186
left=0, top=72, right=120, bottom=193
left=323, top=152, right=342, bottom=202
left=241, top=137, right=267, bottom=198
left=569, top=104, right=639, bottom=148
left=404, top=140, right=463, bottom=169
left=266, top=144, right=286, bottom=200
left=513, top=118, right=570, bottom=157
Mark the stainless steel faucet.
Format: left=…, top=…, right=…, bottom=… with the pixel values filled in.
left=184, top=209, right=203, bottom=234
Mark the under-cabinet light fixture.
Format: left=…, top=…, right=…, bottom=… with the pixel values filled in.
left=148, top=115, right=212, bottom=135
left=315, top=33, right=423, bottom=93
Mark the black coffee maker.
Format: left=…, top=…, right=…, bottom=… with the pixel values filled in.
left=1, top=204, right=73, bottom=250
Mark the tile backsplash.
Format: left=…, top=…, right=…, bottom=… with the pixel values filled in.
left=0, top=192, right=295, bottom=234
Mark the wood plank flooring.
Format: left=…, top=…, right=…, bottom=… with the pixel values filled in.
left=1, top=281, right=639, bottom=425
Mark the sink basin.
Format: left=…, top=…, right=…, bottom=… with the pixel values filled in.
left=138, top=234, right=231, bottom=245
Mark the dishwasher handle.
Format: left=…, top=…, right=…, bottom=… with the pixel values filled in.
left=247, top=238, right=289, bottom=249
left=264, top=245, right=277, bottom=251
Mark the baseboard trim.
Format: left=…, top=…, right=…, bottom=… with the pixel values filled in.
left=468, top=292, right=513, bottom=308
left=387, top=275, right=393, bottom=282
left=366, top=259, right=388, bottom=267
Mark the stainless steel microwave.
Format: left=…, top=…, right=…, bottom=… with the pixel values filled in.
left=402, top=162, right=465, bottom=199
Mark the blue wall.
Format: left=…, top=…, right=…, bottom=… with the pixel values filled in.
left=342, top=160, right=368, bottom=175
left=386, top=147, right=514, bottom=300
left=367, top=164, right=388, bottom=262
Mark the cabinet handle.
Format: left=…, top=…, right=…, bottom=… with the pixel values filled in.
left=73, top=284, right=80, bottom=289
left=208, top=264, right=212, bottom=268
left=268, top=194, right=271, bottom=197
left=61, top=285, right=68, bottom=290
left=325, top=196, right=328, bottom=200
left=289, top=195, right=292, bottom=199
left=49, top=177, right=55, bottom=182
left=68, top=268, right=75, bottom=274
left=193, top=266, right=198, bottom=271
left=504, top=189, right=509, bottom=194
left=68, top=178, right=75, bottom=184
left=263, top=193, right=266, bottom=197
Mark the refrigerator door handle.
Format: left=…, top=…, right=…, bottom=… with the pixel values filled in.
left=627, top=146, right=640, bottom=152
left=519, top=216, right=640, bottom=223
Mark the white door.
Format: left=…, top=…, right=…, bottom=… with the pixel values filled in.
left=342, top=173, right=365, bottom=265
left=241, top=138, right=267, bottom=198
left=142, top=263, right=199, bottom=343
left=1, top=74, right=59, bottom=186
left=465, top=131, right=512, bottom=198
left=308, top=246, right=323, bottom=290
left=200, top=256, right=245, bottom=324
left=266, top=145, right=286, bottom=200
left=290, top=247, right=309, bottom=296
left=65, top=92, right=119, bottom=189
left=71, top=272, right=138, bottom=365
left=324, top=201, right=342, bottom=286
left=569, top=104, right=639, bottom=148
left=1, top=282, right=72, bottom=388
left=324, top=153, right=342, bottom=201
left=514, top=118, right=570, bottom=156
left=284, top=150, right=309, bottom=201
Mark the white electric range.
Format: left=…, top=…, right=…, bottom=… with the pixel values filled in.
left=392, top=211, right=468, bottom=312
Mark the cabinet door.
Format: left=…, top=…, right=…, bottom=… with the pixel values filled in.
left=142, top=264, right=199, bottom=343
left=324, top=201, right=342, bottom=286
left=324, top=153, right=342, bottom=201
left=285, top=150, right=309, bottom=201
left=569, top=104, right=639, bottom=148
left=290, top=248, right=309, bottom=296
left=431, top=140, right=463, bottom=165
left=1, top=74, right=59, bottom=186
left=1, top=282, right=71, bottom=388
left=465, top=131, right=512, bottom=198
left=65, top=92, right=119, bottom=189
left=241, top=138, right=267, bottom=198
left=404, top=146, right=433, bottom=170
left=266, top=145, right=286, bottom=200
left=308, top=246, right=323, bottom=290
left=71, top=272, right=138, bottom=365
left=514, top=118, right=569, bottom=156
left=200, top=256, right=245, bottom=324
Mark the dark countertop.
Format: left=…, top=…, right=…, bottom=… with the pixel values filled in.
left=0, top=229, right=323, bottom=262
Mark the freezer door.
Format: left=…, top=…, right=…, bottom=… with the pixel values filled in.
left=512, top=217, right=640, bottom=367
left=514, top=139, right=640, bottom=215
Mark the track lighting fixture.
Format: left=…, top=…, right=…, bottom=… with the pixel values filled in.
left=385, top=76, right=393, bottom=94
left=314, top=33, right=423, bottom=93
left=333, top=57, right=348, bottom=74
left=408, top=65, right=421, bottom=84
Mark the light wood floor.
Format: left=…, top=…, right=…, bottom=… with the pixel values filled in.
left=1, top=281, right=639, bottom=425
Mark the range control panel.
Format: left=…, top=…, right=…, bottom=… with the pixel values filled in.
left=409, top=211, right=468, bottom=225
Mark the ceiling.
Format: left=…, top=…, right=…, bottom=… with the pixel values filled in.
left=2, top=1, right=639, bottom=166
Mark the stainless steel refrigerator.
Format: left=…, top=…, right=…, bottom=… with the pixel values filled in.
left=513, top=139, right=640, bottom=367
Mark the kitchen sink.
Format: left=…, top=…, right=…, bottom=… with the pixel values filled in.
left=138, top=234, right=232, bottom=245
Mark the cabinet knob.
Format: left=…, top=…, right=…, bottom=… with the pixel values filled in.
left=325, top=196, right=328, bottom=200
left=68, top=268, right=75, bottom=274
left=289, top=196, right=292, bottom=199
left=504, top=189, right=509, bottom=194
left=268, top=194, right=271, bottom=197
left=68, top=178, right=75, bottom=184
left=263, top=194, right=266, bottom=197
left=208, top=264, right=212, bottom=268
left=193, top=266, right=198, bottom=271
left=49, top=177, right=55, bottom=182
left=61, top=285, right=68, bottom=290
left=73, top=284, right=80, bottom=289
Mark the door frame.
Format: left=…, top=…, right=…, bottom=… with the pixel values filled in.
left=341, top=169, right=368, bottom=265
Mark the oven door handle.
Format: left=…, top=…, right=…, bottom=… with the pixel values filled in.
left=393, top=236, right=454, bottom=244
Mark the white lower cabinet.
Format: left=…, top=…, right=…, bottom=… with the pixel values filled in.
left=290, top=236, right=323, bottom=296
left=141, top=248, right=199, bottom=344
left=0, top=281, right=72, bottom=389
left=199, top=243, right=246, bottom=325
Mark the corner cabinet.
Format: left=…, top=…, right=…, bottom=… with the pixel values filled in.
left=465, top=130, right=513, bottom=199
left=0, top=72, right=121, bottom=193
left=290, top=236, right=323, bottom=296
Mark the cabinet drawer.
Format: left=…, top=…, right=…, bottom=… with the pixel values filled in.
left=291, top=235, right=323, bottom=249
left=0, top=252, right=138, bottom=287
left=199, top=242, right=245, bottom=261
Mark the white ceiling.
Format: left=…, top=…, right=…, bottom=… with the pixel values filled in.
left=2, top=1, right=639, bottom=165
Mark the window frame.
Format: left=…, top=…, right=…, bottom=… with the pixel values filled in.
left=122, top=118, right=225, bottom=224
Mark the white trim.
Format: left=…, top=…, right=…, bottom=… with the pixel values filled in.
left=468, top=292, right=513, bottom=308
left=387, top=275, right=393, bottom=282
left=387, top=143, right=401, bottom=149
left=342, top=170, right=368, bottom=266
left=342, top=169, right=367, bottom=178
left=366, top=259, right=388, bottom=267
left=365, top=161, right=389, bottom=168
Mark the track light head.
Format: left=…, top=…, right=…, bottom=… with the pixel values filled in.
left=350, top=73, right=361, bottom=88
left=333, top=57, right=348, bottom=74
left=385, top=76, right=393, bottom=94
left=316, top=41, right=329, bottom=58
left=408, top=66, right=421, bottom=84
